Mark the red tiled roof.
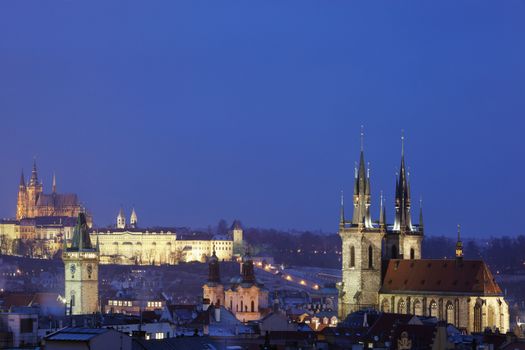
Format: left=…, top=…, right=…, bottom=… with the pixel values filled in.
left=381, top=259, right=502, bottom=295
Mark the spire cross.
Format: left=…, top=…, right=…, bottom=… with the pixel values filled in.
left=419, top=196, right=423, bottom=208
left=401, top=129, right=405, bottom=156
left=380, top=190, right=383, bottom=207
left=367, top=162, right=370, bottom=178
left=360, top=125, right=364, bottom=151
left=340, top=190, right=344, bottom=206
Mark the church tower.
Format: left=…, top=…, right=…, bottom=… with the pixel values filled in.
left=16, top=170, right=27, bottom=220
left=62, top=212, right=99, bottom=315
left=338, top=129, right=384, bottom=318
left=25, top=160, right=43, bottom=218
left=130, top=208, right=138, bottom=228
left=116, top=208, right=126, bottom=229
left=202, top=248, right=224, bottom=307
left=384, top=133, right=423, bottom=260
left=230, top=220, right=243, bottom=256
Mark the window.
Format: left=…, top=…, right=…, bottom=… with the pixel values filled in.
left=381, top=299, right=390, bottom=313
left=368, top=245, right=373, bottom=269
left=397, top=299, right=406, bottom=314
left=446, top=302, right=454, bottom=325
left=474, top=303, right=482, bottom=332
left=413, top=300, right=423, bottom=316
left=155, top=332, right=164, bottom=339
left=251, top=300, right=255, bottom=312
left=241, top=300, right=243, bottom=312
left=429, top=301, right=438, bottom=317
left=410, top=248, right=415, bottom=260
left=350, top=246, right=355, bottom=268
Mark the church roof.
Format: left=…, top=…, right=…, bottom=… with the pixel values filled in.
left=36, top=193, right=78, bottom=207
left=381, top=259, right=503, bottom=296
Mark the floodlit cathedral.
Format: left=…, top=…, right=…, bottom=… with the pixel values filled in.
left=338, top=131, right=509, bottom=333
left=62, top=212, right=99, bottom=315
left=16, top=160, right=91, bottom=225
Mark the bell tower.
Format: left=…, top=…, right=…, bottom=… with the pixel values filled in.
left=63, top=212, right=99, bottom=315
left=338, top=129, right=384, bottom=318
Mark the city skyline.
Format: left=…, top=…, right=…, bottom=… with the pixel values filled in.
left=1, top=2, right=524, bottom=236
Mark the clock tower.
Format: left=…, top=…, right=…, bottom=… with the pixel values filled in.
left=63, top=212, right=99, bottom=315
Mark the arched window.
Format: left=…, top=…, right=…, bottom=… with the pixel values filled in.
left=429, top=301, right=438, bottom=317
left=251, top=300, right=255, bottom=312
left=474, top=302, right=482, bottom=332
left=410, top=248, right=415, bottom=260
left=350, top=246, right=355, bottom=268
left=397, top=299, right=406, bottom=314
left=230, top=299, right=233, bottom=310
left=488, top=305, right=495, bottom=330
left=391, top=245, right=397, bottom=259
left=413, top=300, right=422, bottom=316
left=381, top=299, right=390, bottom=313
left=240, top=300, right=243, bottom=312
left=446, top=302, right=454, bottom=325
left=368, top=245, right=373, bottom=269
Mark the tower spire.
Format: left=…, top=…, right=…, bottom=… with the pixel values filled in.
left=360, top=125, right=364, bottom=152
left=419, top=196, right=424, bottom=233
left=456, top=224, right=463, bottom=260
left=52, top=172, right=56, bottom=193
left=30, top=158, right=39, bottom=186
left=340, top=190, right=345, bottom=225
left=393, top=131, right=412, bottom=233
left=19, top=170, right=26, bottom=188
left=351, top=128, right=371, bottom=227
left=379, top=191, right=386, bottom=229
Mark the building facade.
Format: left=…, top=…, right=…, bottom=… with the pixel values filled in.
left=203, top=253, right=269, bottom=322
left=91, top=209, right=235, bottom=265
left=338, top=132, right=509, bottom=333
left=63, top=213, right=99, bottom=315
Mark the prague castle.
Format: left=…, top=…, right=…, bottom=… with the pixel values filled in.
left=16, top=161, right=91, bottom=224
left=338, top=131, right=509, bottom=333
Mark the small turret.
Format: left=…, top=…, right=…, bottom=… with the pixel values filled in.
left=117, top=208, right=126, bottom=229
left=52, top=172, right=57, bottom=194
left=379, top=191, right=386, bottom=229
left=130, top=208, right=138, bottom=228
left=419, top=197, right=424, bottom=234
left=241, top=254, right=256, bottom=284
left=456, top=224, right=463, bottom=261
left=29, top=159, right=39, bottom=186
left=339, top=190, right=345, bottom=226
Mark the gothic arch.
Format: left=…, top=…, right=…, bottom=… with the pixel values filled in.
left=350, top=246, right=355, bottom=268
left=446, top=301, right=454, bottom=325
left=410, top=248, right=415, bottom=260
left=474, top=301, right=483, bottom=332
left=413, top=299, right=422, bottom=316
left=429, top=300, right=438, bottom=317
left=397, top=299, right=406, bottom=314
left=381, top=298, right=390, bottom=313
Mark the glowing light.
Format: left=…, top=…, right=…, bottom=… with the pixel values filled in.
left=286, top=275, right=292, bottom=281
left=300, top=280, right=306, bottom=285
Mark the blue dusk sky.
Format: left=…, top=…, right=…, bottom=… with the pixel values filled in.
left=0, top=1, right=524, bottom=237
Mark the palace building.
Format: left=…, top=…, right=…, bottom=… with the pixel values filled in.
left=16, top=160, right=92, bottom=225
left=337, top=131, right=509, bottom=333
left=90, top=209, right=236, bottom=265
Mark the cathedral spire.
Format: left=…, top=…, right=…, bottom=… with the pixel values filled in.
left=30, top=158, right=39, bottom=186
left=456, top=224, right=463, bottom=260
left=393, top=131, right=413, bottom=233
left=351, top=127, right=372, bottom=227
left=19, top=170, right=26, bottom=188
left=52, top=172, right=56, bottom=193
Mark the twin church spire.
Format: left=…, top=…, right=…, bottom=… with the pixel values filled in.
left=340, top=128, right=423, bottom=234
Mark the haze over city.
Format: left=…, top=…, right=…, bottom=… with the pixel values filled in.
left=1, top=1, right=524, bottom=236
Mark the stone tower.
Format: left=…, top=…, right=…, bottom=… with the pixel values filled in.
left=230, top=220, right=243, bottom=255
left=384, top=134, right=423, bottom=260
left=202, top=248, right=224, bottom=307
left=16, top=170, right=27, bottom=220
left=338, top=132, right=384, bottom=318
left=63, top=212, right=99, bottom=315
left=116, top=208, right=126, bottom=229
left=23, top=160, right=43, bottom=219
left=130, top=208, right=138, bottom=228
